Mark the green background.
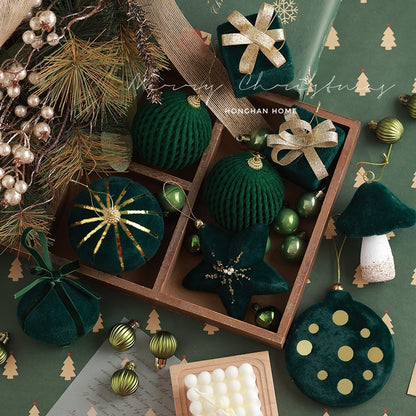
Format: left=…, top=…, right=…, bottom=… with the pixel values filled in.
left=1, top=1, right=416, bottom=415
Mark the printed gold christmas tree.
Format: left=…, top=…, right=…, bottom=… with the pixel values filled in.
left=325, top=25, right=340, bottom=50
left=87, top=404, right=98, bottom=416
left=29, top=402, right=40, bottom=416
left=60, top=353, right=76, bottom=381
left=146, top=307, right=161, bottom=334
left=92, top=313, right=104, bottom=333
left=121, top=353, right=130, bottom=368
left=8, top=256, right=23, bottom=281
left=381, top=24, right=396, bottom=50
left=382, top=310, right=394, bottom=335
left=354, top=166, right=367, bottom=187
left=145, top=407, right=157, bottom=416
left=407, top=362, right=416, bottom=396
left=355, top=69, right=371, bottom=96
left=412, top=172, right=416, bottom=188
left=203, top=323, right=219, bottom=335
left=181, top=355, right=188, bottom=364
left=3, top=352, right=18, bottom=379
left=412, top=79, right=416, bottom=94
left=352, top=265, right=368, bottom=288
left=411, top=268, right=416, bottom=286
left=324, top=217, right=337, bottom=239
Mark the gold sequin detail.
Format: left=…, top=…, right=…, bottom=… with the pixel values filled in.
left=102, top=207, right=121, bottom=224
left=368, top=347, right=384, bottom=363
left=308, top=323, right=319, bottom=334
left=338, top=346, right=354, bottom=362
left=337, top=379, right=353, bottom=395
left=360, top=328, right=371, bottom=338
left=332, top=310, right=349, bottom=326
left=317, top=370, right=328, bottom=380
left=297, top=340, right=313, bottom=356
left=363, top=370, right=373, bottom=381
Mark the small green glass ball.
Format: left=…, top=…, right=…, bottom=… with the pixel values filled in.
left=249, top=128, right=270, bottom=151
left=265, top=236, right=271, bottom=254
left=252, top=303, right=282, bottom=332
left=296, top=193, right=322, bottom=219
left=280, top=233, right=306, bottom=262
left=157, top=185, right=186, bottom=213
left=272, top=208, right=299, bottom=235
left=185, top=233, right=201, bottom=254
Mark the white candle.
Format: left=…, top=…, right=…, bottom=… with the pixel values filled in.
left=185, top=363, right=263, bottom=416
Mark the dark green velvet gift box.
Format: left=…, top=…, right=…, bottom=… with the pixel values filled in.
left=217, top=14, right=294, bottom=98
left=264, top=105, right=346, bottom=191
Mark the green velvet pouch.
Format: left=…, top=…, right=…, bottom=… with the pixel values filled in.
left=285, top=289, right=394, bottom=407
left=217, top=14, right=294, bottom=98
left=264, top=105, right=346, bottom=191
left=68, top=177, right=164, bottom=274
left=16, top=228, right=100, bottom=346
left=183, top=223, right=289, bottom=320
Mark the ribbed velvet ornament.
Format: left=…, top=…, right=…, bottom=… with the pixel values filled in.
left=204, top=152, right=285, bottom=231
left=132, top=90, right=212, bottom=170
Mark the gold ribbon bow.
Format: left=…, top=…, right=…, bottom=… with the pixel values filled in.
left=221, top=2, right=286, bottom=75
left=267, top=111, right=339, bottom=180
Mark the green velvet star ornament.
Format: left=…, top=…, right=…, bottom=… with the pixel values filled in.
left=182, top=223, right=289, bottom=320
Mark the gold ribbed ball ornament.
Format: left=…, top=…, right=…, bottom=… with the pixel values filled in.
left=0, top=332, right=9, bottom=365
left=111, top=361, right=139, bottom=396
left=108, top=319, right=140, bottom=351
left=368, top=117, right=404, bottom=144
left=149, top=330, right=178, bottom=370
left=399, top=94, right=416, bottom=118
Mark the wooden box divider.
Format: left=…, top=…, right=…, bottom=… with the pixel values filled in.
left=50, top=92, right=360, bottom=349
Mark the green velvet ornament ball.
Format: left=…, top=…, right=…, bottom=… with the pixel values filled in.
left=157, top=184, right=186, bottom=213
left=204, top=152, right=285, bottom=231
left=285, top=288, right=394, bottom=407
left=272, top=207, right=299, bottom=235
left=68, top=177, right=164, bottom=274
left=132, top=90, right=212, bottom=170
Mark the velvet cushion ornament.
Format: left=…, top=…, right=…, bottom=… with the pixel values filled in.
left=335, top=181, right=416, bottom=237
left=217, top=13, right=294, bottom=98
left=132, top=90, right=212, bottom=170
left=16, top=228, right=100, bottom=346
left=285, top=288, right=394, bottom=407
left=264, top=105, right=346, bottom=191
left=204, top=152, right=285, bottom=231
left=68, top=176, right=164, bottom=274
left=183, top=223, right=289, bottom=320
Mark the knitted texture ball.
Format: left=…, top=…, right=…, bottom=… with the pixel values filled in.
left=68, top=176, right=164, bottom=274
left=132, top=90, right=212, bottom=170
left=204, top=152, right=285, bottom=231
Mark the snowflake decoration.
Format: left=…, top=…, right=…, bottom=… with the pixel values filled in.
left=273, top=0, right=298, bottom=25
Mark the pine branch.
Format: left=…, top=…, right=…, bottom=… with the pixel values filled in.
left=125, top=0, right=169, bottom=104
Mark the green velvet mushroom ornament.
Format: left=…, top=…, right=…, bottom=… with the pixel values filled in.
left=336, top=181, right=416, bottom=282
left=285, top=285, right=394, bottom=407
left=182, top=223, right=289, bottom=320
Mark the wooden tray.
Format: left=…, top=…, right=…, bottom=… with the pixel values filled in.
left=50, top=92, right=361, bottom=349
left=169, top=351, right=279, bottom=416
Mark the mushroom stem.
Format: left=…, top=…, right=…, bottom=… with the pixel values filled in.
left=360, top=235, right=395, bottom=282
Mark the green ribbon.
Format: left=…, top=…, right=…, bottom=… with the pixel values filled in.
left=14, top=228, right=98, bottom=301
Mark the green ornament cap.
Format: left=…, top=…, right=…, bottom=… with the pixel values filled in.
left=368, top=117, right=404, bottom=144
left=0, top=332, right=9, bottom=365
left=336, top=181, right=416, bottom=237
left=204, top=152, right=285, bottom=231
left=272, top=207, right=299, bottom=235
left=132, top=90, right=212, bottom=170
left=108, top=319, right=140, bottom=351
left=149, top=330, right=178, bottom=370
left=399, top=94, right=416, bottom=118
left=111, top=361, right=139, bottom=395
left=157, top=184, right=186, bottom=214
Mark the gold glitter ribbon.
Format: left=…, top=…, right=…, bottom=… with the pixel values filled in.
left=267, top=111, right=338, bottom=180
left=135, top=0, right=271, bottom=138
left=221, top=3, right=286, bottom=75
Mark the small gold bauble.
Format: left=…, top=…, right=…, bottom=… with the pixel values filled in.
left=149, top=330, right=178, bottom=370
left=108, top=319, right=140, bottom=351
left=0, top=332, right=9, bottom=365
left=331, top=283, right=344, bottom=291
left=102, top=207, right=121, bottom=225
left=111, top=361, right=139, bottom=396
left=187, top=95, right=201, bottom=109
left=368, top=117, right=404, bottom=144
left=247, top=153, right=263, bottom=170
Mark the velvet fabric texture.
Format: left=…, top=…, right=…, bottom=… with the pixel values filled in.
left=68, top=177, right=164, bottom=274
left=217, top=14, right=294, bottom=98
left=264, top=105, right=346, bottom=191
left=285, top=289, right=394, bottom=407
left=336, top=181, right=416, bottom=237
left=17, top=279, right=100, bottom=346
left=204, top=152, right=285, bottom=231
left=183, top=223, right=289, bottom=320
left=132, top=90, right=212, bottom=170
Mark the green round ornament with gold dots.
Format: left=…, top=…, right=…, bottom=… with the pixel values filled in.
left=368, top=117, right=404, bottom=144
left=285, top=287, right=394, bottom=407
left=132, top=90, right=212, bottom=170
left=68, top=176, right=164, bottom=274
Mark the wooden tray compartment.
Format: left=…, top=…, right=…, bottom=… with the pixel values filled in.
left=50, top=92, right=360, bottom=349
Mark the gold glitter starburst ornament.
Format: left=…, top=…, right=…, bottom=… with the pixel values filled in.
left=68, top=177, right=164, bottom=274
